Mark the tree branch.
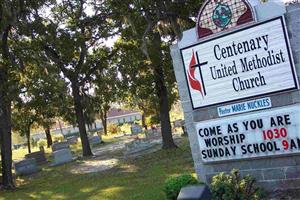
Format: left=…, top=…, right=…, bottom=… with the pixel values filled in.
left=43, top=45, right=73, bottom=79
left=140, top=8, right=154, bottom=59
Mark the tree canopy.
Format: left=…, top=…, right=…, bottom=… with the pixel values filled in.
left=0, top=0, right=204, bottom=189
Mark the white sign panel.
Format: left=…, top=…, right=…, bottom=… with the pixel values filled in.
left=218, top=97, right=272, bottom=117
left=196, top=104, right=300, bottom=162
left=181, top=16, right=298, bottom=109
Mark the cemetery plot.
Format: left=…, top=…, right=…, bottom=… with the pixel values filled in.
left=3, top=137, right=193, bottom=200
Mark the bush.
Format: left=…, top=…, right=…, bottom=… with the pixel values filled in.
left=210, top=169, right=264, bottom=200
left=145, top=115, right=159, bottom=126
left=120, top=123, right=131, bottom=134
left=37, top=139, right=47, bottom=148
left=107, top=123, right=121, bottom=134
left=164, top=174, right=199, bottom=200
left=53, top=134, right=64, bottom=142
left=133, top=119, right=141, bottom=125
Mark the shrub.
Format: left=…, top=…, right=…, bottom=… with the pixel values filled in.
left=145, top=115, right=159, bottom=126
left=210, top=169, right=264, bottom=200
left=107, top=123, right=120, bottom=134
left=53, top=134, right=64, bottom=142
left=133, top=119, right=141, bottom=125
left=37, top=139, right=47, bottom=148
left=164, top=174, right=199, bottom=200
left=120, top=123, right=131, bottom=134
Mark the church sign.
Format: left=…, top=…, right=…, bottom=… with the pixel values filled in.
left=196, top=104, right=300, bottom=162
left=171, top=0, right=300, bottom=191
left=181, top=16, right=298, bottom=109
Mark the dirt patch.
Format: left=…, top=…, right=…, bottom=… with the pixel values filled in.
left=69, top=135, right=184, bottom=174
left=69, top=158, right=119, bottom=174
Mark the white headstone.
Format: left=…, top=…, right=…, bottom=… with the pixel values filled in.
left=52, top=148, right=73, bottom=166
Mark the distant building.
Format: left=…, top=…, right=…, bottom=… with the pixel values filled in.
left=30, top=109, right=142, bottom=143
left=31, top=133, right=47, bottom=143
left=107, top=109, right=142, bottom=124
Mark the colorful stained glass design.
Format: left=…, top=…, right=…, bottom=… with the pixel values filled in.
left=197, top=0, right=254, bottom=38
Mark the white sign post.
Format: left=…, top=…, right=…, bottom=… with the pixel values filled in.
left=181, top=16, right=298, bottom=109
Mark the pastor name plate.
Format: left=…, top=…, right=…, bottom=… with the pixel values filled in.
left=218, top=97, right=272, bottom=117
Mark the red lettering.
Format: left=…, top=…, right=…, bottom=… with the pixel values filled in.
left=282, top=140, right=289, bottom=150
left=280, top=128, right=287, bottom=137
left=262, top=128, right=288, bottom=140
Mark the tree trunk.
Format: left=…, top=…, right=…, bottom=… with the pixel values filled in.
left=155, top=74, right=177, bottom=149
left=26, top=127, right=31, bottom=154
left=58, top=120, right=64, bottom=135
left=44, top=127, right=52, bottom=148
left=0, top=25, right=15, bottom=189
left=71, top=81, right=93, bottom=156
left=103, top=118, right=107, bottom=135
left=150, top=32, right=177, bottom=149
left=100, top=108, right=108, bottom=135
left=141, top=110, right=147, bottom=129
left=0, top=95, right=14, bottom=189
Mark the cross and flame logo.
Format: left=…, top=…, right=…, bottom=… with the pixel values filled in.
left=187, top=50, right=207, bottom=97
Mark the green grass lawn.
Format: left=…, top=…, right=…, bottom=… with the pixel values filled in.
left=1, top=138, right=195, bottom=200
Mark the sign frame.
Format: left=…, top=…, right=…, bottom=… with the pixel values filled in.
left=180, top=16, right=299, bottom=110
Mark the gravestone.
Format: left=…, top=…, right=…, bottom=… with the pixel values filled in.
left=52, top=141, right=69, bottom=152
left=51, top=140, right=74, bottom=166
left=124, top=139, right=155, bottom=156
left=67, top=136, right=78, bottom=145
left=51, top=148, right=73, bottom=166
left=89, top=135, right=102, bottom=145
left=145, top=129, right=162, bottom=140
left=14, top=158, right=38, bottom=176
left=170, top=0, right=300, bottom=192
left=25, top=151, right=47, bottom=165
left=130, top=124, right=143, bottom=135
